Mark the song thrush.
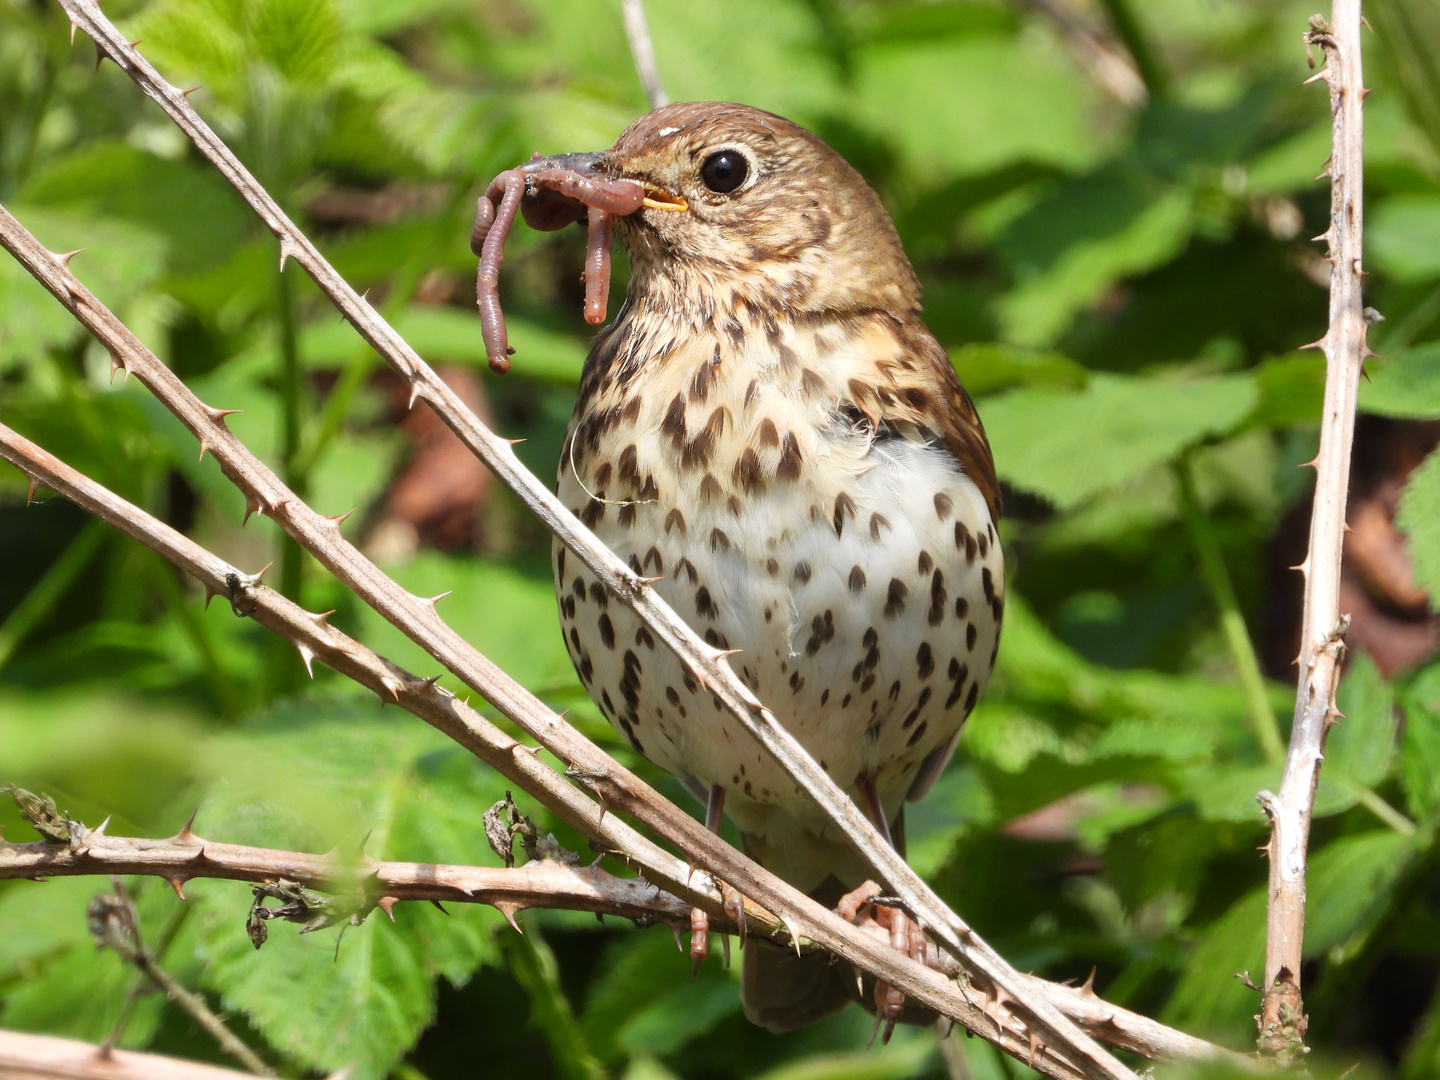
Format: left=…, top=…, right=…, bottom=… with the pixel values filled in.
left=546, top=101, right=1004, bottom=1032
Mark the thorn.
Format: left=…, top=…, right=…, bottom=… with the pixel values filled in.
left=376, top=896, right=398, bottom=921
left=94, top=46, right=108, bottom=73
left=70, top=18, right=79, bottom=44
left=713, top=648, right=742, bottom=662
left=108, top=350, right=128, bottom=383
left=308, top=609, right=337, bottom=628
left=127, top=38, right=145, bottom=48
left=243, top=494, right=263, bottom=526
left=208, top=407, right=242, bottom=426
left=1080, top=967, right=1097, bottom=996
left=1028, top=1031, right=1042, bottom=1068
left=1304, top=67, right=1330, bottom=86
left=175, top=808, right=201, bottom=843
left=1361, top=86, right=1374, bottom=99
left=251, top=561, right=274, bottom=584
left=197, top=439, right=209, bottom=462
left=180, top=85, right=201, bottom=97
left=53, top=247, right=86, bottom=268
left=429, top=900, right=449, bottom=916
left=90, top=816, right=111, bottom=839
left=278, top=238, right=296, bottom=272
left=1361, top=14, right=1373, bottom=31
left=1315, top=167, right=1332, bottom=182
left=325, top=507, right=357, bottom=527
left=378, top=675, right=403, bottom=703
left=25, top=477, right=40, bottom=505
left=166, top=876, right=188, bottom=900
left=493, top=901, right=524, bottom=933
left=204, top=585, right=219, bottom=609
left=419, top=590, right=452, bottom=609
left=296, top=642, right=316, bottom=679
left=779, top=914, right=803, bottom=959
left=506, top=437, right=527, bottom=446
left=1299, top=334, right=1328, bottom=351
left=419, top=674, right=443, bottom=690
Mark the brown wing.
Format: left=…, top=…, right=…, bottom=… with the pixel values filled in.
left=839, top=315, right=1002, bottom=523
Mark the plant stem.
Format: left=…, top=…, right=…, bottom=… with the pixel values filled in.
left=273, top=255, right=306, bottom=694
left=1173, top=456, right=1286, bottom=764
left=0, top=515, right=105, bottom=670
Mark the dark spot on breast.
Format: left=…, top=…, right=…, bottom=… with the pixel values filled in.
left=906, top=720, right=929, bottom=747
left=733, top=448, right=764, bottom=493
left=789, top=670, right=805, bottom=694
left=572, top=577, right=586, bottom=601
left=918, top=551, right=933, bottom=576
left=956, top=522, right=977, bottom=563
left=842, top=693, right=852, bottom=707
left=661, top=394, right=686, bottom=445
left=620, top=397, right=641, bottom=425
left=804, top=610, right=835, bottom=655
left=597, top=613, right=615, bottom=649
left=833, top=492, right=856, bottom=537
left=928, top=570, right=947, bottom=626
left=955, top=596, right=969, bottom=619
left=870, top=513, right=891, bottom=541
left=982, top=567, right=996, bottom=603
left=766, top=558, right=779, bottom=576
left=934, top=492, right=953, bottom=519
left=967, top=622, right=978, bottom=650
left=690, top=352, right=718, bottom=402
left=710, top=528, right=731, bottom=552
left=865, top=718, right=883, bottom=741
left=639, top=475, right=659, bottom=500
left=889, top=679, right=902, bottom=701
left=593, top=462, right=612, bottom=488
left=588, top=582, right=608, bottom=608
left=848, top=566, right=867, bottom=592
left=793, top=561, right=811, bottom=583
left=744, top=376, right=759, bottom=406
left=860, top=673, right=876, bottom=693
left=885, top=578, right=908, bottom=617
left=644, top=546, right=663, bottom=572
left=581, top=499, right=605, bottom=527
left=978, top=532, right=989, bottom=558
left=801, top=368, right=826, bottom=397
left=917, top=642, right=934, bottom=680
left=556, top=548, right=566, bottom=579
left=764, top=607, right=773, bottom=622
left=665, top=508, right=687, bottom=535
left=636, top=625, right=656, bottom=650
left=699, top=474, right=722, bottom=501
left=776, top=434, right=802, bottom=480
left=695, top=586, right=718, bottom=619
left=617, top=503, right=635, bottom=528
left=617, top=444, right=639, bottom=484
left=758, top=418, right=780, bottom=447
left=903, top=387, right=929, bottom=410
left=678, top=558, right=699, bottom=584
left=965, top=682, right=979, bottom=712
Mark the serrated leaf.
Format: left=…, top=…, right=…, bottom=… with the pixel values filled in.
left=1370, top=193, right=1440, bottom=282
left=1360, top=344, right=1440, bottom=419
left=1400, top=661, right=1440, bottom=819
left=1398, top=444, right=1440, bottom=600
left=1306, top=831, right=1415, bottom=956
left=1327, top=653, right=1398, bottom=790
left=982, top=373, right=1257, bottom=510
left=1163, top=884, right=1266, bottom=1039
left=192, top=698, right=509, bottom=1079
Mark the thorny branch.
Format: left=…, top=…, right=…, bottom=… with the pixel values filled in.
left=0, top=211, right=1258, bottom=1078
left=48, top=2, right=1140, bottom=1075
left=1256, top=1, right=1370, bottom=1061
left=0, top=797, right=1261, bottom=1074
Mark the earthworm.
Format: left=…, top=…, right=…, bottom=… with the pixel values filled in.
left=472, top=163, right=644, bottom=374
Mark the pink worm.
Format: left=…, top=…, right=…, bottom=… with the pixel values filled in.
left=472, top=166, right=644, bottom=374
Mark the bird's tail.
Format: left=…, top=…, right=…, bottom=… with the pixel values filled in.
left=742, top=932, right=857, bottom=1033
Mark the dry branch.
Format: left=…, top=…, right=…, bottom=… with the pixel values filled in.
left=46, top=3, right=1137, bottom=1075
left=622, top=0, right=669, bottom=111
left=0, top=204, right=1253, bottom=1077
left=1257, top=1, right=1369, bottom=1060
left=0, top=1029, right=269, bottom=1080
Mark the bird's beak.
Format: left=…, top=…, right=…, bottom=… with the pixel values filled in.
left=522, top=152, right=687, bottom=213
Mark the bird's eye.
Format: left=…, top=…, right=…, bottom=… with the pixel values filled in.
left=699, top=151, right=749, bottom=194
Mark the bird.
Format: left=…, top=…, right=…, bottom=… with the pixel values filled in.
left=546, top=101, right=1004, bottom=1034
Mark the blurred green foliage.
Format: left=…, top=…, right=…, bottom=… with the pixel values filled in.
left=2, top=0, right=1440, bottom=1077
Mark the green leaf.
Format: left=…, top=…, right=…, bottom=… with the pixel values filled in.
left=1163, top=885, right=1266, bottom=1039
left=1360, top=344, right=1440, bottom=419
left=1398, top=444, right=1440, bottom=602
left=1400, top=661, right=1440, bottom=819
left=192, top=698, right=509, bottom=1078
left=1326, top=653, right=1398, bottom=791
left=1306, top=831, right=1415, bottom=957
left=982, top=373, right=1257, bottom=509
left=354, top=554, right=577, bottom=696
left=581, top=930, right=739, bottom=1063
left=1370, top=193, right=1440, bottom=282
left=1188, top=763, right=1276, bottom=823
left=1251, top=352, right=1326, bottom=428
left=996, top=185, right=1193, bottom=347
left=950, top=343, right=1088, bottom=397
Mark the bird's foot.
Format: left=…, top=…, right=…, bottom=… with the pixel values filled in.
left=835, top=881, right=934, bottom=1044
left=689, top=876, right=745, bottom=976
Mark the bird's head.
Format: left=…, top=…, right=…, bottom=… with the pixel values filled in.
left=526, top=102, right=922, bottom=320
